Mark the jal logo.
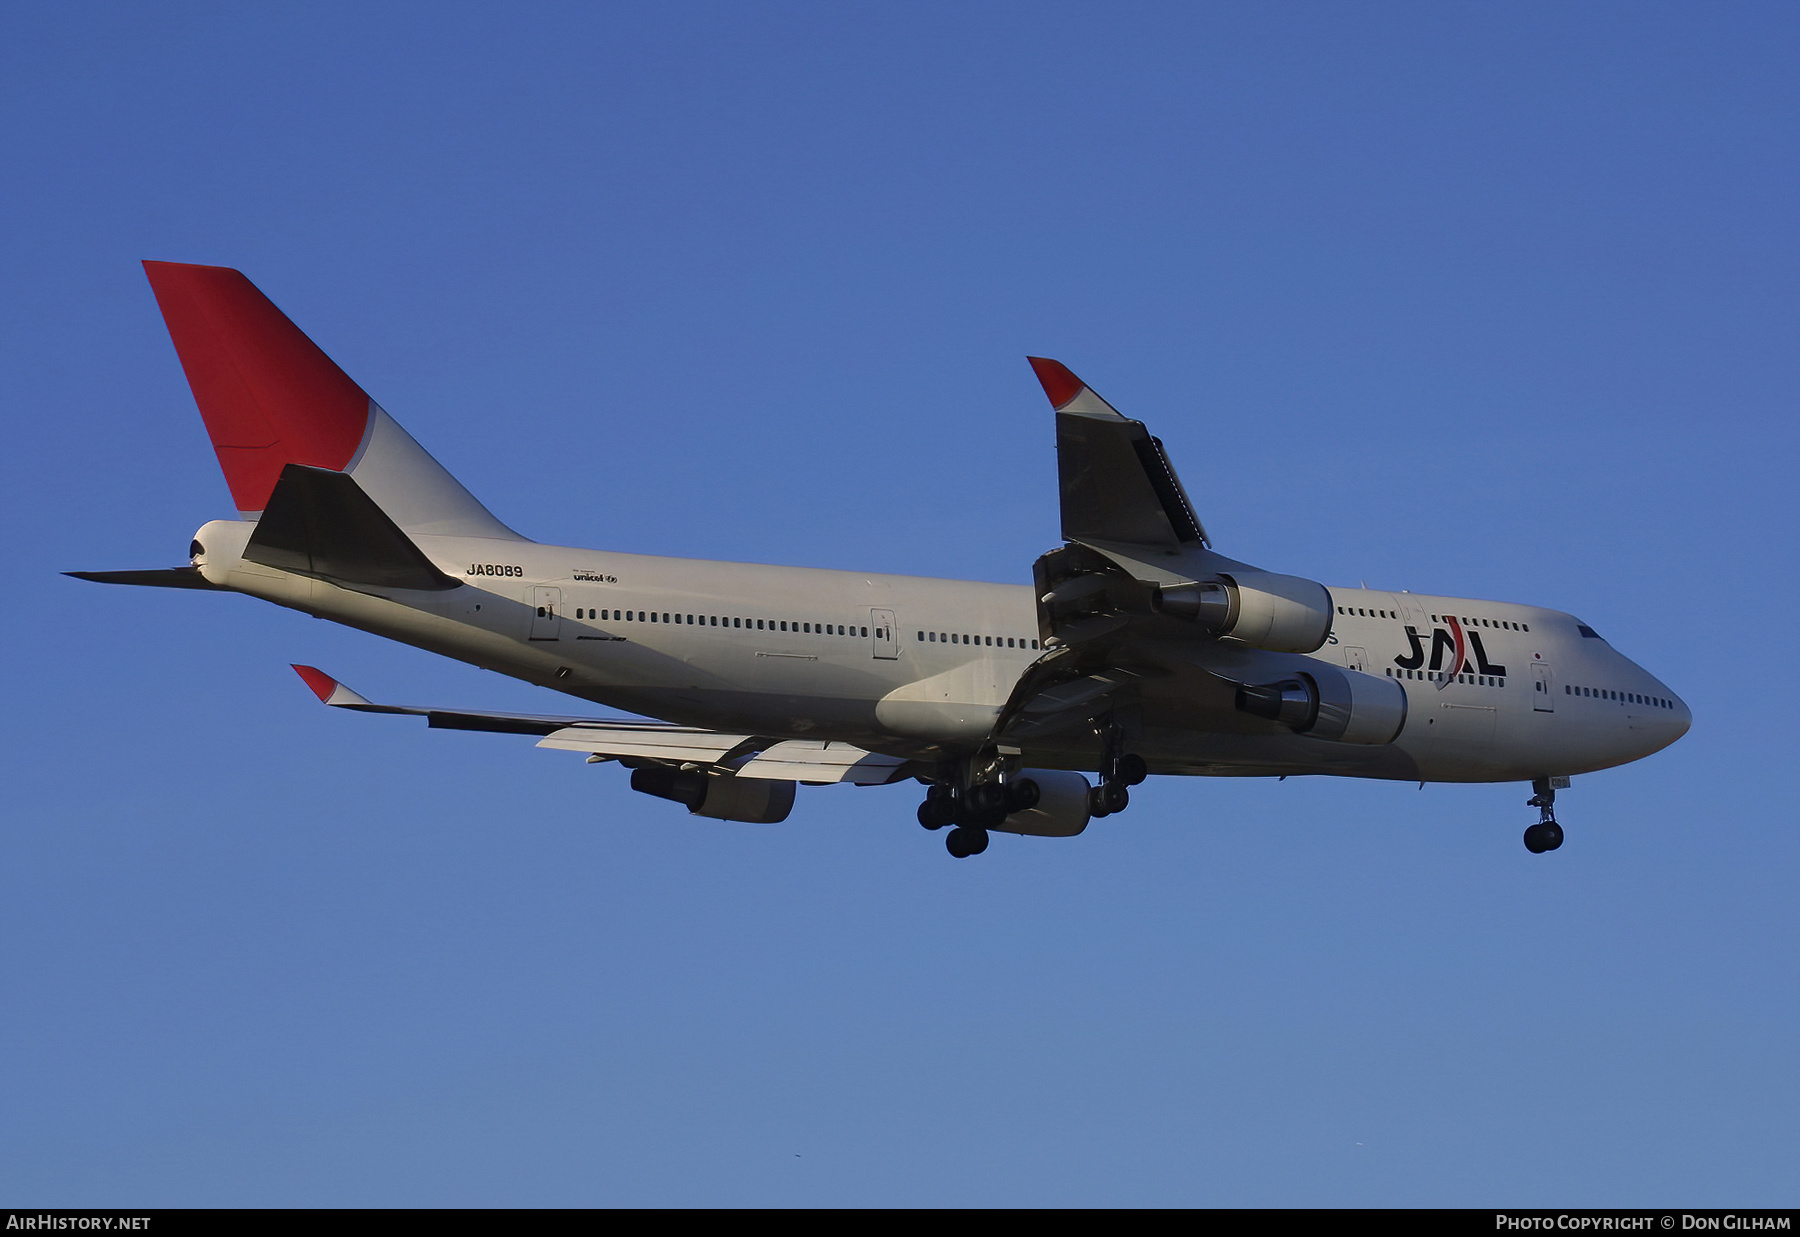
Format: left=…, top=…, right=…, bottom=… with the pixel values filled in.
left=1394, top=616, right=1507, bottom=677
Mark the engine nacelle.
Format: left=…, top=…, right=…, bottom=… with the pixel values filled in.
left=1235, top=665, right=1407, bottom=745
left=988, top=770, right=1092, bottom=837
left=629, top=765, right=795, bottom=823
left=1155, top=571, right=1333, bottom=654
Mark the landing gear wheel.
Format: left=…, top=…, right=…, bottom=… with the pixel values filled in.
left=1523, top=822, right=1565, bottom=853
left=1117, top=753, right=1148, bottom=786
left=1098, top=782, right=1129, bottom=815
left=946, top=826, right=989, bottom=858
left=918, top=786, right=957, bottom=830
left=1005, top=778, right=1041, bottom=813
left=1087, top=785, right=1111, bottom=818
left=967, top=782, right=1009, bottom=815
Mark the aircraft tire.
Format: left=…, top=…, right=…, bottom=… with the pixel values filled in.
left=1098, top=782, right=1130, bottom=815
left=945, top=826, right=988, bottom=858
left=1524, top=822, right=1564, bottom=853
left=918, top=801, right=948, bottom=831
left=968, top=782, right=1009, bottom=815
left=1006, top=777, right=1041, bottom=812
left=1118, top=754, right=1148, bottom=786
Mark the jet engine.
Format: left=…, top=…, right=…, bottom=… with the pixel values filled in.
left=1155, top=571, right=1334, bottom=654
left=1234, top=664, right=1407, bottom=745
left=987, top=770, right=1093, bottom=837
left=629, top=765, right=796, bottom=823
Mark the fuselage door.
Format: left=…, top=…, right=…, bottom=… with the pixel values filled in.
left=1532, top=662, right=1555, bottom=712
left=531, top=586, right=563, bottom=641
left=871, top=608, right=899, bottom=660
left=1342, top=645, right=1367, bottom=672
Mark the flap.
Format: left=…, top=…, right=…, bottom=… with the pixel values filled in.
left=734, top=741, right=912, bottom=785
left=535, top=726, right=756, bottom=763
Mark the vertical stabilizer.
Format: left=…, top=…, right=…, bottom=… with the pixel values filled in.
left=142, top=261, right=524, bottom=540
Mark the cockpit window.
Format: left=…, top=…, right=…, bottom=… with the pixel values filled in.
left=1577, top=624, right=1603, bottom=639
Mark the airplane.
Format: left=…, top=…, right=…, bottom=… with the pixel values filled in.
left=71, top=261, right=1691, bottom=858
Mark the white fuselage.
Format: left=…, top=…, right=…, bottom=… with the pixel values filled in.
left=194, top=519, right=1691, bottom=785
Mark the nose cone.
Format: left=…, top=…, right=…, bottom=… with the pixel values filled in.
left=1670, top=692, right=1693, bottom=742
left=1630, top=683, right=1691, bottom=761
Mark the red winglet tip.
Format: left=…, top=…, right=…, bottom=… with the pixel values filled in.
left=1026, top=357, right=1086, bottom=409
left=291, top=664, right=338, bottom=703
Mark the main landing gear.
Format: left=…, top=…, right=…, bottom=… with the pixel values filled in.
left=917, top=729, right=1148, bottom=858
left=918, top=777, right=1042, bottom=858
left=1524, top=776, right=1565, bottom=854
left=1087, top=728, right=1147, bottom=820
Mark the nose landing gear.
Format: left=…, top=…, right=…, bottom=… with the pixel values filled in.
left=1524, top=776, right=1566, bottom=853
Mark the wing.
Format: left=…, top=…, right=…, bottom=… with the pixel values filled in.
left=292, top=666, right=915, bottom=784
left=996, top=360, right=1360, bottom=753
left=1028, top=357, right=1208, bottom=550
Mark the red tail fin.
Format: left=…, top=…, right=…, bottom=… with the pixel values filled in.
left=143, top=261, right=371, bottom=515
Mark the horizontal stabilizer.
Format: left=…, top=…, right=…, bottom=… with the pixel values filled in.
left=247, top=464, right=459, bottom=591
left=65, top=567, right=220, bottom=590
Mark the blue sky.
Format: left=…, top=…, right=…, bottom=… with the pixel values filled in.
left=2, top=1, right=1795, bottom=1206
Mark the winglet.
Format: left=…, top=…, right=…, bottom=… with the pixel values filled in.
left=292, top=664, right=375, bottom=708
left=1026, top=357, right=1126, bottom=419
